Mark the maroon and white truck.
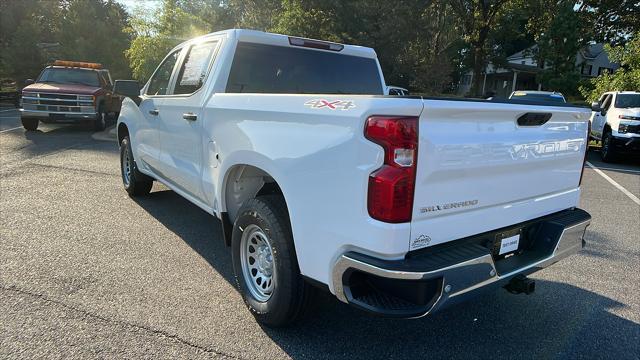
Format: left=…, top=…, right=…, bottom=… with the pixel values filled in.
left=20, top=60, right=122, bottom=131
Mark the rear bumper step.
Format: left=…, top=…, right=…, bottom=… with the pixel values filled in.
left=332, top=208, right=591, bottom=318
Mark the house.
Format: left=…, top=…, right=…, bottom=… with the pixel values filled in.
left=458, top=43, right=619, bottom=98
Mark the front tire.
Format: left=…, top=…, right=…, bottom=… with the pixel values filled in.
left=601, top=130, right=617, bottom=163
left=231, top=195, right=313, bottom=327
left=21, top=117, right=38, bottom=131
left=120, top=136, right=153, bottom=197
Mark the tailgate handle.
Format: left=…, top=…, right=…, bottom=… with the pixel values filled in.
left=517, top=112, right=552, bottom=126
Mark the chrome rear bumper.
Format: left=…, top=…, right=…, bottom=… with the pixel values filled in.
left=332, top=208, right=591, bottom=317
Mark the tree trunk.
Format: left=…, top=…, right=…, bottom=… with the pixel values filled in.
left=471, top=44, right=485, bottom=97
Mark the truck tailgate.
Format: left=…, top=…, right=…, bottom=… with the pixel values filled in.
left=409, top=100, right=590, bottom=251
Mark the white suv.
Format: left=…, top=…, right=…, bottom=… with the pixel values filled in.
left=590, top=91, right=640, bottom=162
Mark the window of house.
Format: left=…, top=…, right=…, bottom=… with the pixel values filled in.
left=581, top=64, right=593, bottom=76
left=598, top=67, right=613, bottom=76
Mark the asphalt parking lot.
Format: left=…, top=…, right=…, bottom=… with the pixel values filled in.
left=1, top=107, right=639, bottom=359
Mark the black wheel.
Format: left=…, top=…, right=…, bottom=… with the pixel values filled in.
left=94, top=106, right=107, bottom=131
left=120, top=136, right=153, bottom=196
left=601, top=130, right=616, bottom=163
left=21, top=117, right=38, bottom=131
left=231, top=195, right=313, bottom=327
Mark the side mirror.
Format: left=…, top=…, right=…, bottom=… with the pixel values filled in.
left=114, top=80, right=140, bottom=98
left=24, top=79, right=35, bottom=87
left=113, top=80, right=140, bottom=105
left=590, top=101, right=601, bottom=112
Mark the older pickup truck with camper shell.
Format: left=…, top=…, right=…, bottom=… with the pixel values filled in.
left=115, top=29, right=592, bottom=326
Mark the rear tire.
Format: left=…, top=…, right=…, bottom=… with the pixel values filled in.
left=21, top=117, right=38, bottom=131
left=120, top=136, right=153, bottom=197
left=600, top=130, right=617, bottom=163
left=231, top=195, right=313, bottom=327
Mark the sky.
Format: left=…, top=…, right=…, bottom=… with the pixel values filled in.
left=115, top=0, right=161, bottom=14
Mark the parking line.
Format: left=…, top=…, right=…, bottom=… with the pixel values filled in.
left=586, top=161, right=640, bottom=205
left=0, top=126, right=22, bottom=134
left=585, top=165, right=640, bottom=175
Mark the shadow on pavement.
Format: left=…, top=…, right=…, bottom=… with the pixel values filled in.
left=10, top=123, right=118, bottom=156
left=587, top=147, right=640, bottom=172
left=133, top=189, right=639, bottom=359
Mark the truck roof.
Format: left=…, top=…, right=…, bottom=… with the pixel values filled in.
left=171, top=29, right=378, bottom=59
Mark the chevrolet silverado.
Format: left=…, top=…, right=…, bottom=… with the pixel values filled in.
left=115, top=29, right=592, bottom=327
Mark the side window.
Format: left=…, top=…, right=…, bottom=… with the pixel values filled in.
left=99, top=73, right=110, bottom=89
left=146, top=50, right=181, bottom=96
left=174, top=41, right=218, bottom=95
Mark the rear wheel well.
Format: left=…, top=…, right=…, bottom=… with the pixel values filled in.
left=117, top=123, right=129, bottom=145
left=222, top=165, right=285, bottom=246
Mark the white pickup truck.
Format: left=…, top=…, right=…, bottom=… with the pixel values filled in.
left=589, top=91, right=640, bottom=162
left=115, top=29, right=592, bottom=326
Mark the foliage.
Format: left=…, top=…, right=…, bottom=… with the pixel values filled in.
left=580, top=34, right=640, bottom=102
left=0, top=0, right=131, bottom=85
left=449, top=0, right=514, bottom=96
left=264, top=0, right=459, bottom=94
left=0, top=0, right=62, bottom=84
left=576, top=0, right=640, bottom=45
left=0, top=0, right=634, bottom=97
left=529, top=0, right=586, bottom=96
left=58, top=0, right=132, bottom=79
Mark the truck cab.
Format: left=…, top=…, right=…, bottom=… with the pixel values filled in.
left=20, top=60, right=122, bottom=131
left=590, top=91, right=640, bottom=161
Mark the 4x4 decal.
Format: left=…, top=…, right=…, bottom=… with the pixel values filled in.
left=304, top=99, right=356, bottom=110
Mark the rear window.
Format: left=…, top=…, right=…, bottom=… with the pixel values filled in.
left=511, top=92, right=566, bottom=103
left=226, top=42, right=383, bottom=95
left=614, top=94, right=640, bottom=108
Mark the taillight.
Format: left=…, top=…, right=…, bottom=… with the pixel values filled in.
left=365, top=116, right=419, bottom=223
left=579, top=119, right=591, bottom=186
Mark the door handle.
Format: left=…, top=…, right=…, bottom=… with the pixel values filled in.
left=183, top=113, right=197, bottom=121
left=149, top=109, right=159, bottom=116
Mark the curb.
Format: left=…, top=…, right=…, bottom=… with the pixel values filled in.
left=92, top=125, right=117, bottom=142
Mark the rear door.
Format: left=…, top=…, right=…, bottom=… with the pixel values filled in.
left=156, top=39, right=221, bottom=202
left=409, top=100, right=590, bottom=250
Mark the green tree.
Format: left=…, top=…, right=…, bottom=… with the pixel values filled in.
left=0, top=0, right=62, bottom=85
left=0, top=0, right=132, bottom=84
left=271, top=0, right=460, bottom=93
left=577, top=0, right=640, bottom=45
left=529, top=1, right=585, bottom=95
left=58, top=0, right=132, bottom=79
left=125, top=0, right=234, bottom=81
left=580, top=33, right=640, bottom=102
left=450, top=0, right=513, bottom=96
